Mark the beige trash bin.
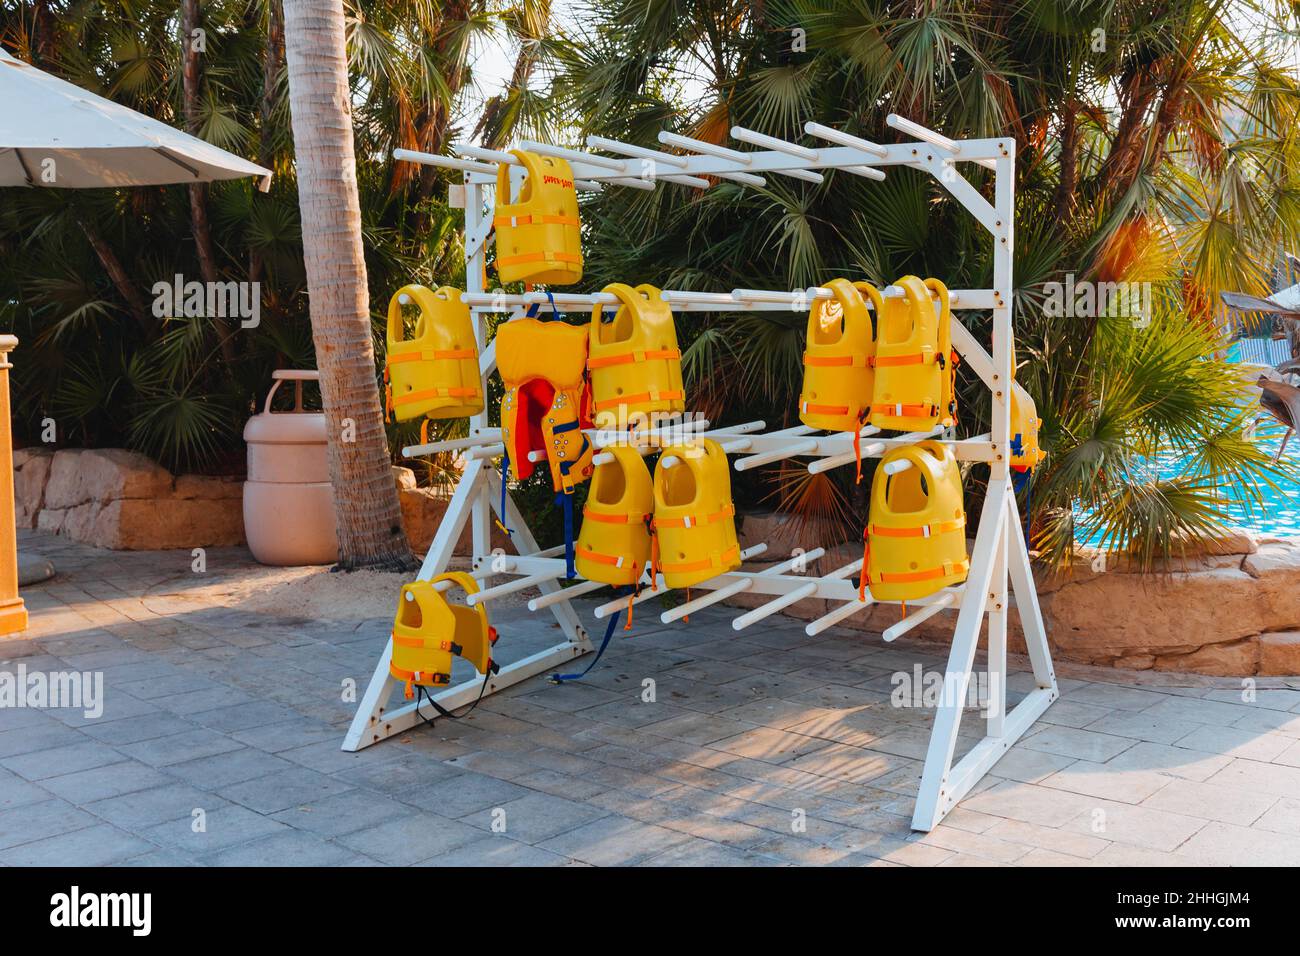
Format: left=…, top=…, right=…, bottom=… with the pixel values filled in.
left=242, top=370, right=339, bottom=565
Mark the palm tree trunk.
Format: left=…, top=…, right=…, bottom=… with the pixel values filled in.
left=282, top=0, right=415, bottom=571
left=75, top=213, right=152, bottom=334
left=180, top=0, right=237, bottom=363
left=250, top=0, right=284, bottom=285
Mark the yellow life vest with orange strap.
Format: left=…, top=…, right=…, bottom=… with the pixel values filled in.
left=860, top=441, right=969, bottom=603
left=576, top=445, right=653, bottom=587
left=1009, top=347, right=1047, bottom=473
left=651, top=439, right=741, bottom=590
left=497, top=318, right=594, bottom=576
left=870, top=276, right=956, bottom=432
left=494, top=150, right=583, bottom=285
left=384, top=285, right=483, bottom=424
left=800, top=278, right=881, bottom=432
left=389, top=573, right=499, bottom=701
left=588, top=283, right=685, bottom=427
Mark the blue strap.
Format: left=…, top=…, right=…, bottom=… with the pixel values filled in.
left=1011, top=468, right=1031, bottom=544
left=550, top=587, right=628, bottom=682
left=524, top=292, right=560, bottom=320
left=499, top=452, right=514, bottom=535
left=557, top=490, right=576, bottom=578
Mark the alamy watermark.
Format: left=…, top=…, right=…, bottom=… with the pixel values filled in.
left=0, top=664, right=103, bottom=718
left=152, top=274, right=260, bottom=329
left=891, top=664, right=1001, bottom=718
left=1042, top=274, right=1151, bottom=327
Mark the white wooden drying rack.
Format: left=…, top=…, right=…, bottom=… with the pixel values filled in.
left=343, top=115, right=1058, bottom=832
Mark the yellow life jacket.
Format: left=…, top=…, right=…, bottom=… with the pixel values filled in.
left=384, top=285, right=483, bottom=423
left=389, top=572, right=499, bottom=701
left=494, top=150, right=583, bottom=286
left=588, top=283, right=686, bottom=427
left=576, top=445, right=653, bottom=587
left=861, top=441, right=969, bottom=602
left=651, top=438, right=741, bottom=589
left=799, top=278, right=881, bottom=432
left=1010, top=383, right=1047, bottom=472
left=870, top=276, right=956, bottom=432
left=1009, top=345, right=1046, bottom=473
left=497, top=318, right=594, bottom=575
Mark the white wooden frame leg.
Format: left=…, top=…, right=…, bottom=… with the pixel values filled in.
left=909, top=485, right=1059, bottom=830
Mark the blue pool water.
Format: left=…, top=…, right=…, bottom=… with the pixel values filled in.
left=1075, top=420, right=1300, bottom=544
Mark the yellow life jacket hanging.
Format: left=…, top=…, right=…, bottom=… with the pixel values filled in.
left=384, top=285, right=483, bottom=423
left=389, top=572, right=499, bottom=701
left=494, top=150, right=583, bottom=285
left=870, top=276, right=956, bottom=432
left=497, top=314, right=594, bottom=576
left=799, top=278, right=883, bottom=482
left=1009, top=349, right=1047, bottom=474
left=576, top=445, right=653, bottom=587
left=588, top=283, right=685, bottom=427
left=861, top=441, right=969, bottom=603
left=651, top=438, right=741, bottom=590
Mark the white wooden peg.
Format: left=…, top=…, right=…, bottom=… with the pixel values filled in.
left=660, top=547, right=826, bottom=624
left=880, top=592, right=956, bottom=642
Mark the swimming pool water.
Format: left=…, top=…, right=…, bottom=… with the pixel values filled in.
left=1075, top=421, right=1300, bottom=543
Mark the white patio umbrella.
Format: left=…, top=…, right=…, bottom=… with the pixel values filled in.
left=0, top=48, right=273, bottom=600
left=0, top=47, right=271, bottom=190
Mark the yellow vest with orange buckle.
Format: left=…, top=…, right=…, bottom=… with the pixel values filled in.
left=800, top=278, right=881, bottom=433
left=389, top=573, right=499, bottom=701
left=576, top=445, right=654, bottom=587
left=860, top=441, right=969, bottom=602
left=588, top=283, right=685, bottom=427
left=651, top=439, right=741, bottom=589
left=384, top=285, right=483, bottom=423
left=870, top=276, right=956, bottom=432
left=494, top=150, right=583, bottom=285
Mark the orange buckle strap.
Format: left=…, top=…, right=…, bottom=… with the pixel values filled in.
left=587, top=348, right=681, bottom=370
left=593, top=389, right=685, bottom=412
left=655, top=543, right=740, bottom=574
left=386, top=348, right=477, bottom=365
left=871, top=402, right=937, bottom=418
left=803, top=352, right=870, bottom=369
left=582, top=509, right=648, bottom=524
left=392, top=385, right=482, bottom=407
left=651, top=502, right=735, bottom=530
left=801, top=400, right=851, bottom=416
left=493, top=214, right=581, bottom=228
left=497, top=250, right=582, bottom=267
left=574, top=545, right=630, bottom=570
left=873, top=558, right=970, bottom=585
left=867, top=517, right=966, bottom=539
left=873, top=351, right=934, bottom=368
left=420, top=419, right=430, bottom=445
left=624, top=561, right=640, bottom=632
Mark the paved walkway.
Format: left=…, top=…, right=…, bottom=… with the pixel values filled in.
left=3, top=530, right=1300, bottom=866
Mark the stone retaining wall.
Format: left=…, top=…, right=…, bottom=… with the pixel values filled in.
left=13, top=447, right=500, bottom=557
left=14, top=448, right=243, bottom=549
left=728, top=529, right=1300, bottom=677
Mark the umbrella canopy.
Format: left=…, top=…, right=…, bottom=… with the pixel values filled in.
left=0, top=47, right=271, bottom=190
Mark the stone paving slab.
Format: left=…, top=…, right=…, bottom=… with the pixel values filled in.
left=4, top=529, right=1300, bottom=866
